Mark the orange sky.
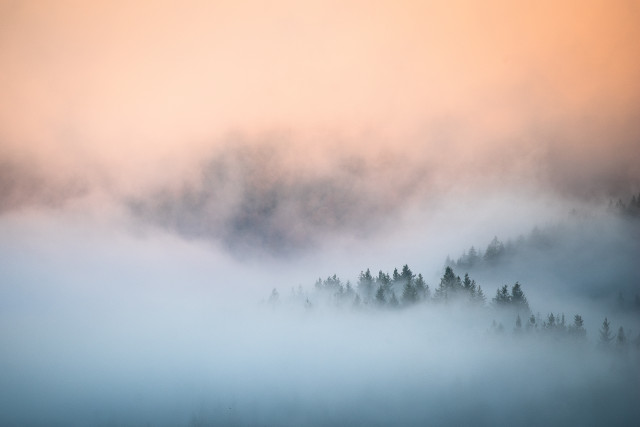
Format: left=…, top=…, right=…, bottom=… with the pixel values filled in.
left=1, top=0, right=639, bottom=195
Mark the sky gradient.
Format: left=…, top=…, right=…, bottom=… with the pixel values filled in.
left=1, top=0, right=639, bottom=207
left=2, top=3, right=640, bottom=425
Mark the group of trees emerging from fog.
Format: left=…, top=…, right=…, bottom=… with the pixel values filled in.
left=610, top=192, right=640, bottom=219
left=451, top=193, right=640, bottom=269
left=447, top=193, right=640, bottom=312
left=306, top=265, right=488, bottom=309
left=268, top=264, right=639, bottom=350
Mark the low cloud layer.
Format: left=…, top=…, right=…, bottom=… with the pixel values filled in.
left=1, top=2, right=640, bottom=425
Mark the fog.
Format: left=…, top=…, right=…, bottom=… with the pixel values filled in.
left=1, top=191, right=639, bottom=426
left=2, top=1, right=640, bottom=425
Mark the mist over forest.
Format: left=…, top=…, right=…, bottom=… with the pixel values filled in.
left=2, top=1, right=640, bottom=426
left=1, top=186, right=639, bottom=426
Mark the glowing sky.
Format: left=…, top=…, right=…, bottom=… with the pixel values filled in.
left=1, top=0, right=639, bottom=202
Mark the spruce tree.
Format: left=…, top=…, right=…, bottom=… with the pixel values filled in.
left=510, top=282, right=530, bottom=313
left=357, top=269, right=374, bottom=301
left=599, top=317, right=613, bottom=344
left=402, top=281, right=418, bottom=305
left=617, top=326, right=626, bottom=346
left=392, top=268, right=401, bottom=284
left=475, top=286, right=486, bottom=306
left=569, top=314, right=586, bottom=339
left=435, top=266, right=461, bottom=301
left=345, top=281, right=354, bottom=298
left=545, top=313, right=556, bottom=329
left=484, top=236, right=505, bottom=262
left=415, top=274, right=427, bottom=300
left=376, top=270, right=391, bottom=294
left=375, top=285, right=386, bottom=305
left=463, top=274, right=473, bottom=292
left=493, top=285, right=511, bottom=306
left=400, top=264, right=414, bottom=286
left=468, top=246, right=479, bottom=267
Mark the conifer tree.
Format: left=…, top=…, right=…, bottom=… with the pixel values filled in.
left=617, top=326, right=626, bottom=346
left=463, top=274, right=473, bottom=292
left=435, top=266, right=461, bottom=301
left=345, top=281, right=354, bottom=298
left=392, top=268, right=401, bottom=284
left=545, top=313, right=556, bottom=329
left=475, top=286, right=486, bottom=305
left=599, top=317, right=613, bottom=344
left=569, top=314, right=586, bottom=339
left=484, top=236, right=505, bottom=262
left=527, top=314, right=536, bottom=331
left=468, top=246, right=479, bottom=267
left=400, top=264, right=414, bottom=286
left=375, top=285, right=386, bottom=305
left=357, top=269, right=374, bottom=301
left=376, top=270, right=391, bottom=293
left=493, top=285, right=511, bottom=306
left=510, top=282, right=530, bottom=313
left=402, top=281, right=418, bottom=305
left=415, top=274, right=427, bottom=300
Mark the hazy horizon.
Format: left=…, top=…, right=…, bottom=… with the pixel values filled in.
left=1, top=1, right=639, bottom=425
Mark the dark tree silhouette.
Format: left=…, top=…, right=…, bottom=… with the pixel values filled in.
left=617, top=326, right=626, bottom=346
left=569, top=314, right=586, bottom=339
left=484, top=236, right=505, bottom=262
left=402, top=281, right=418, bottom=305
left=493, top=285, right=511, bottom=306
left=345, top=281, right=355, bottom=298
left=375, top=285, right=386, bottom=305
left=415, top=273, right=428, bottom=300
left=435, top=266, right=462, bottom=301
left=475, top=286, right=486, bottom=305
left=463, top=274, right=473, bottom=293
left=357, top=269, right=374, bottom=301
left=600, top=317, right=614, bottom=344
left=400, top=264, right=414, bottom=286
left=510, top=282, right=530, bottom=313
left=527, top=314, right=536, bottom=331
left=545, top=313, right=556, bottom=329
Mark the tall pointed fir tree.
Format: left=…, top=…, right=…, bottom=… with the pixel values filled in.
left=435, top=266, right=461, bottom=301
left=569, top=314, right=586, bottom=339
left=510, top=282, right=530, bottom=313
left=357, top=269, right=374, bottom=301
left=375, top=285, right=386, bottom=306
left=402, top=281, right=418, bottom=305
left=493, top=285, right=511, bottom=307
left=599, top=317, right=614, bottom=345
left=415, top=273, right=428, bottom=300
left=475, top=285, right=486, bottom=306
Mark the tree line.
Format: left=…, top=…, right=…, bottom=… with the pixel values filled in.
left=267, top=264, right=638, bottom=349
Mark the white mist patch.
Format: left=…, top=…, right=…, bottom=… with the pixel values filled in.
left=1, top=202, right=639, bottom=426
